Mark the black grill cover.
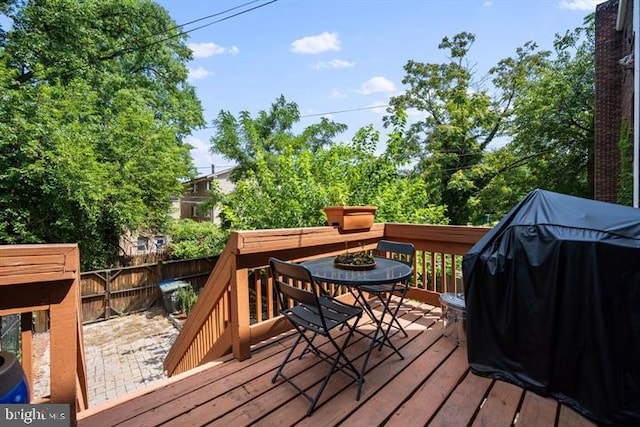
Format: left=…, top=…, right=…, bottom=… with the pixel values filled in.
left=463, top=189, right=640, bottom=426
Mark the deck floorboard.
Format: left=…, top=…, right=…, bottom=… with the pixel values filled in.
left=77, top=301, right=597, bottom=427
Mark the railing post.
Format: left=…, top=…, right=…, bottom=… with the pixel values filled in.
left=20, top=312, right=33, bottom=402
left=48, top=251, right=80, bottom=424
left=230, top=257, right=250, bottom=361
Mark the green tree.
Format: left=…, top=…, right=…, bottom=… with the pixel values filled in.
left=210, top=95, right=347, bottom=182
left=462, top=16, right=595, bottom=224
left=0, top=0, right=204, bottom=269
left=217, top=149, right=329, bottom=230
left=507, top=15, right=594, bottom=199
left=387, top=32, right=547, bottom=224
left=464, top=147, right=538, bottom=225
left=209, top=98, right=447, bottom=230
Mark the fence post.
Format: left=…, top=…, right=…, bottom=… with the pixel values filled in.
left=156, top=259, right=163, bottom=283
left=105, top=269, right=111, bottom=320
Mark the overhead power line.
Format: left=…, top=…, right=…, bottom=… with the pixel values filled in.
left=101, top=0, right=279, bottom=61
left=156, top=0, right=266, bottom=41
left=300, top=104, right=390, bottom=118
left=201, top=103, right=392, bottom=130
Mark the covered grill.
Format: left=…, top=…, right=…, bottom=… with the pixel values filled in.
left=463, top=189, right=640, bottom=426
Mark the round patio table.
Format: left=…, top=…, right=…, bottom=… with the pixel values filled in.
left=301, top=256, right=412, bottom=370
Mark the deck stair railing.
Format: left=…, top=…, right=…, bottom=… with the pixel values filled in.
left=0, top=244, right=89, bottom=420
left=164, top=223, right=488, bottom=377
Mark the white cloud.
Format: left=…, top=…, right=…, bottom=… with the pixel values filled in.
left=330, top=89, right=348, bottom=99
left=188, top=42, right=239, bottom=58
left=313, top=59, right=355, bottom=70
left=358, top=76, right=396, bottom=95
left=291, top=32, right=340, bottom=54
left=188, top=66, right=212, bottom=81
left=558, top=0, right=600, bottom=11
left=483, top=0, right=493, bottom=6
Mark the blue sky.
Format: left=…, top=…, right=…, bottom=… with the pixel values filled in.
left=154, top=0, right=601, bottom=175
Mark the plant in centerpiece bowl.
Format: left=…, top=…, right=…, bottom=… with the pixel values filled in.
left=334, top=243, right=376, bottom=270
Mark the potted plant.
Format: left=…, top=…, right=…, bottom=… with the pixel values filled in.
left=173, top=285, right=199, bottom=319
left=334, top=248, right=376, bottom=270
left=323, top=205, right=377, bottom=231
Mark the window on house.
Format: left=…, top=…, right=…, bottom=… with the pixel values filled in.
left=137, top=237, right=149, bottom=252
left=155, top=236, right=167, bottom=248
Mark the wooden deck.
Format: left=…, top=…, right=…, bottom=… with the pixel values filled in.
left=77, top=301, right=595, bottom=427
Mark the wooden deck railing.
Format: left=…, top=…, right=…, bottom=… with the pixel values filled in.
left=0, top=244, right=88, bottom=421
left=0, top=225, right=490, bottom=419
left=384, top=223, right=489, bottom=307
left=164, top=223, right=489, bottom=377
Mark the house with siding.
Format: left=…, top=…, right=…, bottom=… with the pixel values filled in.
left=179, top=166, right=235, bottom=225
left=118, top=167, right=235, bottom=259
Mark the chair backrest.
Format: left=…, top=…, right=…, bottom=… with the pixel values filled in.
left=269, top=257, right=322, bottom=311
left=375, top=240, right=415, bottom=267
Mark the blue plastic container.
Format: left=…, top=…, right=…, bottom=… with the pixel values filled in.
left=0, top=351, right=29, bottom=403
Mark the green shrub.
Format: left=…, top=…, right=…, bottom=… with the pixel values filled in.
left=174, top=285, right=199, bottom=315
left=166, top=219, right=229, bottom=260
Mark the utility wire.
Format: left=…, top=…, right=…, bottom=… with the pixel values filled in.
left=155, top=0, right=266, bottom=42
left=105, top=0, right=265, bottom=60
left=101, top=0, right=279, bottom=61
left=300, top=104, right=390, bottom=118
left=201, top=103, right=391, bottom=130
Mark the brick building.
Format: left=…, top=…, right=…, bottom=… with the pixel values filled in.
left=594, top=0, right=634, bottom=202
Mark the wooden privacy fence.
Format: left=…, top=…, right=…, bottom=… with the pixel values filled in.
left=80, top=256, right=217, bottom=323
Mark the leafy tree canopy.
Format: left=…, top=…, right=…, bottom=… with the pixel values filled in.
left=210, top=94, right=348, bottom=182
left=507, top=15, right=594, bottom=199
left=209, top=97, right=447, bottom=230
left=385, top=32, right=549, bottom=224
left=384, top=17, right=593, bottom=225
left=0, top=0, right=204, bottom=269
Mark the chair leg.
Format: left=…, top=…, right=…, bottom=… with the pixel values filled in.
left=349, top=287, right=377, bottom=326
left=298, top=332, right=319, bottom=359
left=272, top=332, right=304, bottom=383
left=357, top=288, right=405, bottom=338
left=383, top=293, right=408, bottom=336
left=360, top=289, right=406, bottom=357
left=358, top=291, right=404, bottom=360
left=306, top=329, right=362, bottom=414
left=377, top=290, right=408, bottom=352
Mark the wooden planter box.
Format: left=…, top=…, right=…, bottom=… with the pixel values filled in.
left=323, top=206, right=377, bottom=231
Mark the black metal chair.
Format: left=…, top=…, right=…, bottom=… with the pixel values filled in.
left=269, top=257, right=364, bottom=415
left=358, top=240, right=415, bottom=348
